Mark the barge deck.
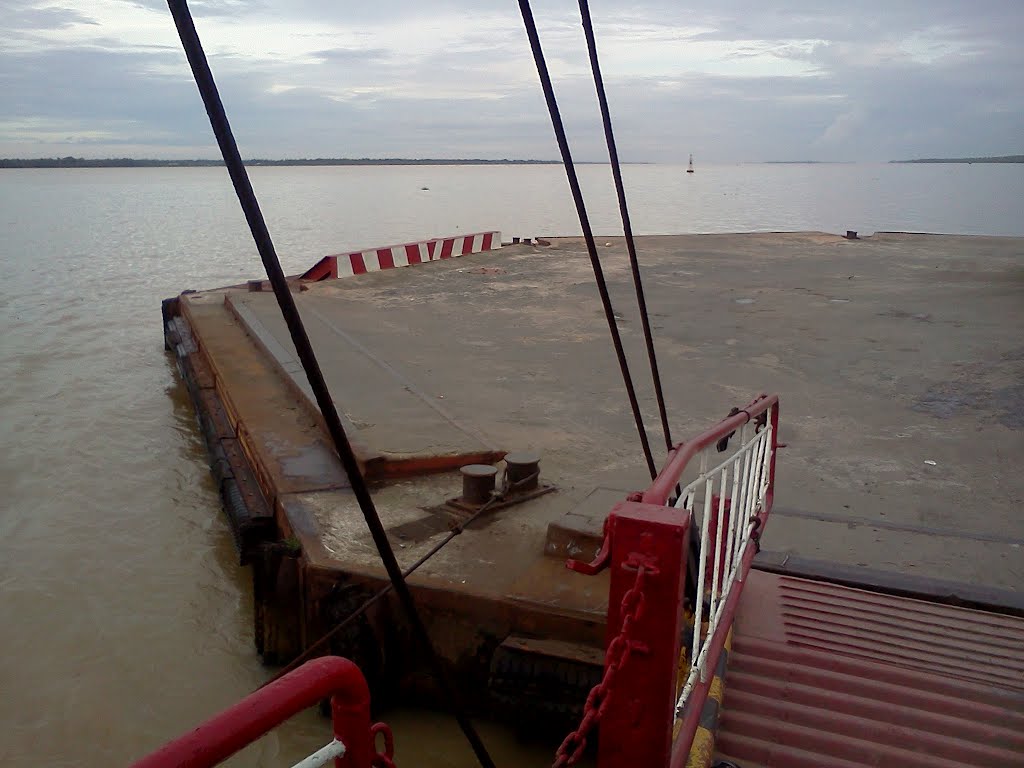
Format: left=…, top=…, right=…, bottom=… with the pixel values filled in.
left=162, top=231, right=1024, bottom=716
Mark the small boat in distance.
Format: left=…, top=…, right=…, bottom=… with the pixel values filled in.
left=687, top=153, right=695, bottom=173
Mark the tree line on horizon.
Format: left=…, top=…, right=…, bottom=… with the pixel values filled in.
left=0, top=156, right=561, bottom=168
left=891, top=155, right=1023, bottom=164
left=2, top=155, right=1020, bottom=169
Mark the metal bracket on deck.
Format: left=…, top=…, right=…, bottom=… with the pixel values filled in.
left=566, top=518, right=612, bottom=575
left=437, top=483, right=556, bottom=527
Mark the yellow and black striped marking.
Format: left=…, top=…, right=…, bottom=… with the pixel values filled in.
left=673, top=623, right=733, bottom=768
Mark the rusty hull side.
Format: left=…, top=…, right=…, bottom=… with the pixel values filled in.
left=162, top=295, right=276, bottom=562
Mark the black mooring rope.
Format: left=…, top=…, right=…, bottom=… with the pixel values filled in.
left=165, top=4, right=494, bottom=766
left=516, top=0, right=658, bottom=479
left=578, top=0, right=674, bottom=453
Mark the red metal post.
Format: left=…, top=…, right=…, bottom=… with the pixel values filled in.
left=597, top=501, right=691, bottom=768
left=332, top=669, right=373, bottom=767
left=130, top=656, right=372, bottom=768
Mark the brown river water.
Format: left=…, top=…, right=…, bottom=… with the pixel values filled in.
left=1, top=163, right=1020, bottom=766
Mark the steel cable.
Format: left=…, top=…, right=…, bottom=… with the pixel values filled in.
left=166, top=3, right=494, bottom=765
left=516, top=0, right=658, bottom=479
left=577, top=0, right=674, bottom=453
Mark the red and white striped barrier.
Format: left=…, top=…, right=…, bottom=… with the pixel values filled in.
left=302, top=231, right=501, bottom=281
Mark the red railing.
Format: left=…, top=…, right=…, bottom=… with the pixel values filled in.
left=658, top=396, right=779, bottom=768
left=643, top=394, right=779, bottom=508
left=561, top=394, right=780, bottom=768
left=135, top=397, right=777, bottom=768
left=130, top=656, right=392, bottom=768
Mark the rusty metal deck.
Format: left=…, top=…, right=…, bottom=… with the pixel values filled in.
left=718, top=570, right=1024, bottom=767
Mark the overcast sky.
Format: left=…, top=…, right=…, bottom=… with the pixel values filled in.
left=3, top=0, right=1022, bottom=162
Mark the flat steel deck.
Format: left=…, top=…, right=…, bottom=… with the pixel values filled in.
left=166, top=231, right=1024, bottom=700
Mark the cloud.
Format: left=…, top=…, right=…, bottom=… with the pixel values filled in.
left=1, top=0, right=1022, bottom=160
left=818, top=108, right=868, bottom=146
left=7, top=2, right=99, bottom=30
left=311, top=48, right=393, bottom=65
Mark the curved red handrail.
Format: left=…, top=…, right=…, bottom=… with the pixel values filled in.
left=130, top=656, right=372, bottom=768
left=642, top=393, right=779, bottom=507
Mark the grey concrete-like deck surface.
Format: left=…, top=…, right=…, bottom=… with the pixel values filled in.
left=219, top=232, right=1023, bottom=595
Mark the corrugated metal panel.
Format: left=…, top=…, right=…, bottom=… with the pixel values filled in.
left=716, top=571, right=1024, bottom=768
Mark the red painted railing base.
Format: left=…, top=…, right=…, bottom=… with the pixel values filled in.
left=564, top=395, right=779, bottom=768
left=130, top=657, right=380, bottom=768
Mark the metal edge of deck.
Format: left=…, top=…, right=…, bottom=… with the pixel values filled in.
left=754, top=550, right=1024, bottom=617
left=162, top=295, right=276, bottom=564
left=163, top=295, right=358, bottom=573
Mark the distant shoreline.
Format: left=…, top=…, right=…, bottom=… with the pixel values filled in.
left=4, top=156, right=1020, bottom=169
left=763, top=156, right=1023, bottom=164
left=0, top=157, right=563, bottom=169
left=760, top=160, right=854, bottom=164
left=891, top=155, right=1023, bottom=164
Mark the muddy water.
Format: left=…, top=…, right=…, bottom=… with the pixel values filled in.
left=0, top=167, right=560, bottom=767
left=1, top=164, right=1020, bottom=766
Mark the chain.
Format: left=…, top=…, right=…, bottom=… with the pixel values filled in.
left=749, top=515, right=763, bottom=553
left=371, top=722, right=396, bottom=768
left=552, top=564, right=648, bottom=768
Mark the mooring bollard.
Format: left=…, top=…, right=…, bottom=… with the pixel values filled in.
left=504, top=451, right=540, bottom=490
left=460, top=464, right=498, bottom=505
